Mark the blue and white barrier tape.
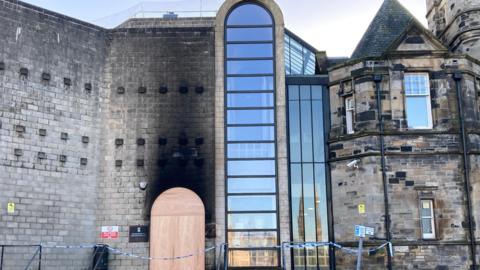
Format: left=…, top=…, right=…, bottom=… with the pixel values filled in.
left=40, top=241, right=393, bottom=261
left=41, top=243, right=224, bottom=261
left=284, top=241, right=392, bottom=255
left=106, top=245, right=220, bottom=261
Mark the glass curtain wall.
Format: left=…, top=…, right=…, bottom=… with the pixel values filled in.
left=288, top=84, right=329, bottom=269
left=284, top=34, right=316, bottom=75
left=225, top=3, right=280, bottom=267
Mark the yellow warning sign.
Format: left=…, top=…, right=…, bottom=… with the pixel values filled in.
left=7, top=202, right=15, bottom=214
left=358, top=203, right=366, bottom=214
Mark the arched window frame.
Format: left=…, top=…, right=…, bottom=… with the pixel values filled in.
left=223, top=1, right=281, bottom=268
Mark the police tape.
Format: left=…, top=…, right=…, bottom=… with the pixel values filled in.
left=282, top=241, right=393, bottom=256
left=40, top=241, right=393, bottom=261
left=41, top=243, right=225, bottom=261
left=106, top=245, right=220, bottom=261
left=43, top=244, right=98, bottom=249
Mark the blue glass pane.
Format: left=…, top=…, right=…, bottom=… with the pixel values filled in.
left=228, top=160, right=275, bottom=176
left=228, top=213, right=277, bottom=229
left=290, top=164, right=303, bottom=241
left=227, top=44, right=273, bottom=58
left=228, top=177, right=276, bottom=194
left=300, top=85, right=311, bottom=100
left=304, top=50, right=316, bottom=75
left=422, top=218, right=433, bottom=234
left=284, top=35, right=291, bottom=75
left=311, top=85, right=323, bottom=100
left=406, top=96, right=431, bottom=128
left=303, top=164, right=316, bottom=242
left=227, top=4, right=273, bottom=26
left=227, top=76, right=274, bottom=91
left=405, top=74, right=429, bottom=95
left=288, top=100, right=301, bottom=163
left=227, top=109, right=274, bottom=124
left=312, top=100, right=325, bottom=162
left=228, top=143, right=275, bottom=158
left=227, top=93, right=274, bottom=107
left=228, top=195, right=276, bottom=211
left=301, top=100, right=313, bottom=162
left=314, top=164, right=329, bottom=242
left=227, top=126, right=275, bottom=141
left=227, top=60, right=273, bottom=75
left=227, top=28, right=273, bottom=42
left=288, top=85, right=299, bottom=100
left=284, top=33, right=317, bottom=75
left=289, top=38, right=304, bottom=75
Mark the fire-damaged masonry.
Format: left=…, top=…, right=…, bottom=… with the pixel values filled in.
left=0, top=0, right=479, bottom=269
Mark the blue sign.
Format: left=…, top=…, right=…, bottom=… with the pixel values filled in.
left=355, top=225, right=374, bottom=238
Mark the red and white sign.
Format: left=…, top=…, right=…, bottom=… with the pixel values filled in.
left=101, top=226, right=119, bottom=239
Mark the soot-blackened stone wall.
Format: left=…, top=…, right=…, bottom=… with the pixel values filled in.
left=96, top=18, right=216, bottom=269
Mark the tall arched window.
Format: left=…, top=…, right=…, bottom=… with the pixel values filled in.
left=224, top=2, right=279, bottom=267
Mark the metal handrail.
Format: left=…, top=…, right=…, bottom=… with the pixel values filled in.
left=23, top=246, right=40, bottom=270
left=0, top=245, right=42, bottom=270
left=0, top=246, right=4, bottom=270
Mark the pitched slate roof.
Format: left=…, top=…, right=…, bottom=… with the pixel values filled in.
left=350, top=0, right=416, bottom=60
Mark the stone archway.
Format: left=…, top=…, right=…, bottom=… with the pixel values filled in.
left=150, top=188, right=205, bottom=270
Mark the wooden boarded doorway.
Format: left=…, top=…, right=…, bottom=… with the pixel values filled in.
left=150, top=187, right=205, bottom=270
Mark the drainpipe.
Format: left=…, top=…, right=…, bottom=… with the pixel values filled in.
left=374, top=74, right=393, bottom=270
left=453, top=72, right=477, bottom=269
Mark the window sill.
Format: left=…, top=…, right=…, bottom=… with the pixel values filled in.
left=407, top=127, right=433, bottom=130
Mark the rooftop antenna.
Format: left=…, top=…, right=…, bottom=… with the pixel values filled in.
left=200, top=0, right=203, bottom=17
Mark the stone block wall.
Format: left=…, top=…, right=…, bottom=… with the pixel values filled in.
left=0, top=0, right=108, bottom=269
left=328, top=58, right=477, bottom=139
left=330, top=156, right=387, bottom=242
left=392, top=245, right=470, bottom=269
left=329, top=54, right=480, bottom=268
left=96, top=21, right=217, bottom=269
left=387, top=154, right=466, bottom=241
left=427, top=0, right=480, bottom=59
left=0, top=2, right=218, bottom=268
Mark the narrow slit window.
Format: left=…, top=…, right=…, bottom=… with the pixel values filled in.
left=345, top=96, right=355, bottom=134
left=420, top=199, right=436, bottom=239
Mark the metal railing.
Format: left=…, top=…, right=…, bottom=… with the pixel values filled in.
left=0, top=244, right=111, bottom=270
left=0, top=241, right=391, bottom=269
left=91, top=1, right=219, bottom=28
left=0, top=245, right=41, bottom=270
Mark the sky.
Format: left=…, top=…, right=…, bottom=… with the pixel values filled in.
left=20, top=0, right=428, bottom=57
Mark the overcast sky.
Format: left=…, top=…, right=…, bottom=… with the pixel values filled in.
left=21, top=0, right=428, bottom=57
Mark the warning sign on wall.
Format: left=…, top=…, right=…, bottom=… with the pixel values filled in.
left=7, top=202, right=15, bottom=214
left=101, top=226, right=119, bottom=239
left=358, top=203, right=366, bottom=214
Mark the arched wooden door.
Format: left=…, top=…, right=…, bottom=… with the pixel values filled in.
left=150, top=188, right=205, bottom=270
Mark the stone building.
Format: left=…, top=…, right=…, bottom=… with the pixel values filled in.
left=329, top=0, right=480, bottom=269
left=0, top=0, right=479, bottom=269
